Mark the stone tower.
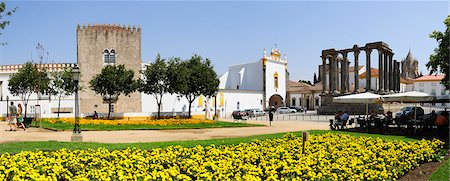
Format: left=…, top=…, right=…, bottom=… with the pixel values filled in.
left=77, top=24, right=142, bottom=115
left=401, top=50, right=420, bottom=80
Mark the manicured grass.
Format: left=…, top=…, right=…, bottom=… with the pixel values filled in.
left=41, top=120, right=262, bottom=131
left=429, top=158, right=450, bottom=180
left=0, top=130, right=418, bottom=154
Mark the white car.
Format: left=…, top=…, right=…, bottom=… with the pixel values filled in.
left=276, top=107, right=297, bottom=114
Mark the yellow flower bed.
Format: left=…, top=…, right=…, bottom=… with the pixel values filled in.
left=46, top=118, right=215, bottom=126
left=0, top=133, right=444, bottom=180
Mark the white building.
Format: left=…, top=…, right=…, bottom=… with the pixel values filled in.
left=413, top=75, right=449, bottom=108
left=1, top=48, right=289, bottom=119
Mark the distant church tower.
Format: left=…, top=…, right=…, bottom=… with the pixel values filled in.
left=401, top=49, right=420, bottom=80
left=77, top=24, right=142, bottom=114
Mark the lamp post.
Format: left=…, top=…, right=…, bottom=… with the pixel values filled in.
left=6, top=95, right=9, bottom=121
left=71, top=65, right=82, bottom=142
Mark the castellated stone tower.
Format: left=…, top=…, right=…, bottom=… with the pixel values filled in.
left=77, top=24, right=142, bottom=115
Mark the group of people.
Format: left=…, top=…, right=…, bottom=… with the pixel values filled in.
left=330, top=111, right=349, bottom=130
left=6, top=102, right=26, bottom=131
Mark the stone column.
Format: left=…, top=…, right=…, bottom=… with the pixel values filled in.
left=388, top=53, right=393, bottom=92
left=354, top=50, right=360, bottom=92
left=328, top=56, right=335, bottom=92
left=321, top=55, right=327, bottom=94
left=365, top=48, right=372, bottom=92
left=378, top=49, right=384, bottom=93
left=396, top=61, right=401, bottom=92
left=345, top=53, right=350, bottom=93
left=384, top=52, right=388, bottom=92
left=341, top=53, right=347, bottom=93
left=335, top=54, right=340, bottom=93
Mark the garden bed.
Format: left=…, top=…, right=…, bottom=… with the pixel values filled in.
left=40, top=118, right=262, bottom=131
left=0, top=132, right=445, bottom=180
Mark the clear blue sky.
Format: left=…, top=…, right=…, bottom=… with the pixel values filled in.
left=0, top=1, right=448, bottom=82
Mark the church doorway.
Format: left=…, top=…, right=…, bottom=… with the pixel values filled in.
left=269, top=94, right=283, bottom=109
left=306, top=96, right=310, bottom=110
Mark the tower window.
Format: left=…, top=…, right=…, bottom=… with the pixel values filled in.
left=103, top=49, right=116, bottom=64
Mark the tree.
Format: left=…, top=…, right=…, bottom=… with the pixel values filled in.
left=49, top=68, right=77, bottom=118
left=0, top=1, right=17, bottom=45
left=140, top=54, right=173, bottom=119
left=89, top=64, right=138, bottom=119
left=172, top=55, right=220, bottom=118
left=426, top=15, right=450, bottom=90
left=8, top=61, right=50, bottom=118
left=299, top=80, right=312, bottom=85
left=313, top=73, right=318, bottom=84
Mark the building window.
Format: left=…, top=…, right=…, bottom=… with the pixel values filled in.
left=237, top=102, right=240, bottom=110
left=431, top=83, right=436, bottom=86
left=292, top=98, right=296, bottom=106
left=236, top=85, right=239, bottom=90
left=419, top=83, right=424, bottom=87
left=431, top=89, right=436, bottom=95
left=103, top=49, right=116, bottom=64
left=109, top=49, right=116, bottom=63
left=419, top=89, right=424, bottom=93
left=274, top=72, right=279, bottom=90
left=103, top=49, right=109, bottom=63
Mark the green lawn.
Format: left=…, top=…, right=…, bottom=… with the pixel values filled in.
left=429, top=157, right=450, bottom=180
left=41, top=120, right=262, bottom=131
left=0, top=130, right=418, bottom=154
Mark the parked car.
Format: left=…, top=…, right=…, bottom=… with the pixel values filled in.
left=395, top=106, right=424, bottom=119
left=232, top=110, right=247, bottom=117
left=289, top=106, right=304, bottom=112
left=243, top=109, right=254, bottom=117
left=277, top=107, right=297, bottom=114
left=252, top=109, right=266, bottom=117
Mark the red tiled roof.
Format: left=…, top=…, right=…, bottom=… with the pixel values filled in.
left=414, top=75, right=444, bottom=82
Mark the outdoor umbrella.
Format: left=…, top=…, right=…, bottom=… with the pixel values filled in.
left=381, top=91, right=436, bottom=120
left=333, top=92, right=382, bottom=117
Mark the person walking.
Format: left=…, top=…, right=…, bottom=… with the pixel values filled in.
left=17, top=103, right=26, bottom=131
left=8, top=102, right=17, bottom=131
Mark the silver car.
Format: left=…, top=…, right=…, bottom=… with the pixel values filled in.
left=252, top=109, right=266, bottom=117
left=277, top=107, right=297, bottom=114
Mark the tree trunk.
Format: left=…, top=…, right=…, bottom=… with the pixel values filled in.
left=57, top=95, right=62, bottom=118
left=107, top=100, right=112, bottom=120
left=188, top=101, right=192, bottom=118
left=157, top=102, right=161, bottom=119
left=24, top=103, right=28, bottom=118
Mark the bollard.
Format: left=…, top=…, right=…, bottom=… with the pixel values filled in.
left=302, top=131, right=309, bottom=154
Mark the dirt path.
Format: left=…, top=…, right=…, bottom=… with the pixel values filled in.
left=0, top=119, right=330, bottom=143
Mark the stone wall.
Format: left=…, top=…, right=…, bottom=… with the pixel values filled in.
left=77, top=24, right=142, bottom=114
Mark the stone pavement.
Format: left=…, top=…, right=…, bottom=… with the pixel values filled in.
left=0, top=119, right=329, bottom=143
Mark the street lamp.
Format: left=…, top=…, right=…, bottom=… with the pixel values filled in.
left=6, top=95, right=9, bottom=121
left=71, top=65, right=82, bottom=142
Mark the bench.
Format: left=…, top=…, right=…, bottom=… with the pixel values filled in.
left=232, top=114, right=248, bottom=123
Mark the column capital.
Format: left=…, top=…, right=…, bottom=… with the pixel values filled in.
left=365, top=48, right=372, bottom=54
left=378, top=48, right=384, bottom=55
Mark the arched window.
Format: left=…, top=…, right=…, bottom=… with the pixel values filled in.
left=109, top=49, right=116, bottom=64
left=292, top=98, right=296, bottom=106
left=103, top=49, right=109, bottom=63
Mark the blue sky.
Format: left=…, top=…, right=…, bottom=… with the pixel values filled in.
left=0, top=1, right=448, bottom=81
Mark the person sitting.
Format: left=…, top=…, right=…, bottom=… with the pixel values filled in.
left=331, top=111, right=344, bottom=130
left=435, top=111, right=449, bottom=137
left=93, top=111, right=98, bottom=119
left=337, top=111, right=349, bottom=129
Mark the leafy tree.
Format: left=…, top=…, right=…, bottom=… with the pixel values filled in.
left=140, top=54, right=173, bottom=119
left=171, top=55, right=219, bottom=118
left=8, top=61, right=50, bottom=118
left=426, top=15, right=450, bottom=90
left=89, top=64, right=138, bottom=119
left=0, top=1, right=17, bottom=45
left=298, top=80, right=312, bottom=85
left=49, top=68, right=77, bottom=118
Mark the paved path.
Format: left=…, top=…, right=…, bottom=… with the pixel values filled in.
left=0, top=119, right=329, bottom=143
